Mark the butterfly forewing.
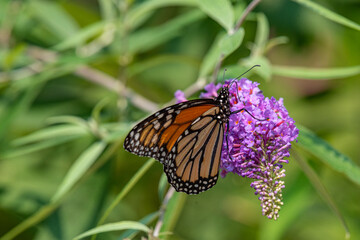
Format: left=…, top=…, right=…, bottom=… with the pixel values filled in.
left=124, top=99, right=217, bottom=164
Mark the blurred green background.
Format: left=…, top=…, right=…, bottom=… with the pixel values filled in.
left=0, top=0, right=359, bottom=240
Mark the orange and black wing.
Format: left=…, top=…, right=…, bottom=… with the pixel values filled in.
left=123, top=99, right=225, bottom=194
left=164, top=105, right=225, bottom=194
left=124, top=99, right=217, bottom=162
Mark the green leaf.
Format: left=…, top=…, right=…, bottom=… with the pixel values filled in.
left=3, top=44, right=26, bottom=70
left=158, top=173, right=169, bottom=200
left=265, top=36, right=289, bottom=53
left=128, top=9, right=205, bottom=54
left=53, top=21, right=109, bottom=51
left=2, top=135, right=83, bottom=159
left=252, top=13, right=269, bottom=57
left=272, top=65, right=360, bottom=80
left=118, top=212, right=159, bottom=239
left=0, top=85, right=43, bottom=137
left=0, top=1, right=11, bottom=23
left=219, top=64, right=248, bottom=80
left=95, top=159, right=156, bottom=228
left=73, top=221, right=150, bottom=240
left=199, top=28, right=244, bottom=77
left=159, top=191, right=187, bottom=239
left=126, top=0, right=197, bottom=29
left=218, top=28, right=244, bottom=55
left=292, top=148, right=350, bottom=238
left=297, top=125, right=360, bottom=186
left=242, top=56, right=272, bottom=81
left=12, top=125, right=88, bottom=146
left=29, top=0, right=79, bottom=40
left=99, top=0, right=116, bottom=20
left=128, top=54, right=199, bottom=77
left=51, top=141, right=107, bottom=202
left=292, top=0, right=360, bottom=31
left=196, top=0, right=234, bottom=33
left=103, top=122, right=132, bottom=143
left=12, top=54, right=96, bottom=91
left=91, top=98, right=112, bottom=124
left=46, top=115, right=89, bottom=126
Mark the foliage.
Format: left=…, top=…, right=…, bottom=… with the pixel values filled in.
left=0, top=0, right=359, bottom=239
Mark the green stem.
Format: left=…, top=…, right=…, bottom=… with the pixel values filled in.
left=92, top=158, right=156, bottom=240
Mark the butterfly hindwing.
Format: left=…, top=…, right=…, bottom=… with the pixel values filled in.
left=163, top=106, right=225, bottom=194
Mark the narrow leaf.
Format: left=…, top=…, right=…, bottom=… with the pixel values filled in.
left=29, top=0, right=79, bottom=40
left=12, top=54, right=96, bottom=91
left=73, top=221, right=150, bottom=240
left=265, top=36, right=289, bottom=53
left=0, top=85, right=43, bottom=137
left=118, top=212, right=159, bottom=240
left=196, top=0, right=234, bottom=33
left=12, top=125, right=88, bottom=146
left=158, top=173, right=169, bottom=200
left=99, top=0, right=116, bottom=20
left=159, top=191, right=187, bottom=239
left=96, top=159, right=156, bottom=227
left=292, top=149, right=350, bottom=239
left=242, top=56, right=272, bottom=81
left=293, top=0, right=360, bottom=31
left=272, top=65, right=360, bottom=80
left=297, top=125, right=360, bottom=185
left=51, top=141, right=107, bottom=202
left=199, top=28, right=244, bottom=77
left=53, top=21, right=108, bottom=51
left=252, top=13, right=269, bottom=57
left=2, top=135, right=82, bottom=159
left=219, top=28, right=245, bottom=55
left=126, top=0, right=197, bottom=29
left=103, top=123, right=132, bottom=143
left=128, top=10, right=205, bottom=54
left=46, top=115, right=89, bottom=126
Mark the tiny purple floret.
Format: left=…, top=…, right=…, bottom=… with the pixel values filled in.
left=174, top=90, right=187, bottom=103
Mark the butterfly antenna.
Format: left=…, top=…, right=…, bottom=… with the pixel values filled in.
left=235, top=64, right=261, bottom=80
left=228, top=65, right=261, bottom=89
left=223, top=68, right=227, bottom=83
left=226, top=64, right=261, bottom=100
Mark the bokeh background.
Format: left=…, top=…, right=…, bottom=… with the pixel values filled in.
left=0, top=0, right=359, bottom=240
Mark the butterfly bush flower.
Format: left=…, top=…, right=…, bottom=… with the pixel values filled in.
left=200, top=82, right=223, bottom=99
left=174, top=90, right=187, bottom=103
left=200, top=78, right=299, bottom=220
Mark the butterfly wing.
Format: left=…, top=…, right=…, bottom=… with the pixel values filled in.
left=124, top=99, right=225, bottom=194
left=164, top=106, right=225, bottom=194
left=124, top=99, right=217, bottom=163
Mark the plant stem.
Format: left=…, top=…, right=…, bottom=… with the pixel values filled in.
left=92, top=158, right=156, bottom=240
left=153, top=187, right=176, bottom=237
left=234, top=0, right=262, bottom=31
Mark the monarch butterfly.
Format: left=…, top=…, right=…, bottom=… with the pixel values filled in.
left=124, top=67, right=260, bottom=194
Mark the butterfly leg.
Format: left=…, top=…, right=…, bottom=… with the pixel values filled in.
left=225, top=121, right=234, bottom=161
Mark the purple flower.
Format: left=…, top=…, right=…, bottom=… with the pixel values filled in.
left=200, top=83, right=222, bottom=99
left=174, top=90, right=187, bottom=103
left=201, top=79, right=299, bottom=220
